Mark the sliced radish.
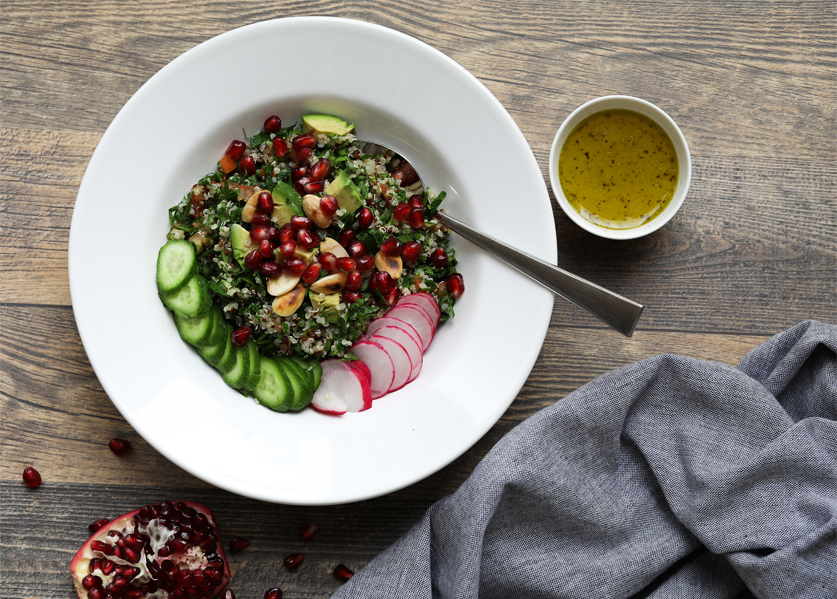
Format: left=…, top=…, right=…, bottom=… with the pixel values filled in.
left=370, top=326, right=422, bottom=383
left=367, top=316, right=423, bottom=348
left=398, top=293, right=440, bottom=326
left=351, top=340, right=395, bottom=398
left=387, top=305, right=434, bottom=352
left=348, top=359, right=372, bottom=385
left=369, top=335, right=412, bottom=392
left=311, top=360, right=372, bottom=415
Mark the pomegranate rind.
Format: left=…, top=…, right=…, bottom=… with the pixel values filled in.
left=70, top=501, right=230, bottom=599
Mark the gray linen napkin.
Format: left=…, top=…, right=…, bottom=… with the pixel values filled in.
left=332, top=320, right=837, bottom=599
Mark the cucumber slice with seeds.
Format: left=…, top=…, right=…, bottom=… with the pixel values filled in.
left=253, top=358, right=292, bottom=412
left=174, top=309, right=215, bottom=347
left=157, top=239, right=197, bottom=294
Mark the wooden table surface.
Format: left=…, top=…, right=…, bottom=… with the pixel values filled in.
left=2, top=1, right=834, bottom=597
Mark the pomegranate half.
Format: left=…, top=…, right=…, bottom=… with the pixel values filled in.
left=70, top=501, right=231, bottom=599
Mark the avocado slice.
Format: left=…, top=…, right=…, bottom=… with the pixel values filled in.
left=302, top=114, right=354, bottom=136
left=230, top=223, right=255, bottom=267
left=324, top=170, right=363, bottom=214
left=271, top=182, right=304, bottom=226
left=309, top=290, right=341, bottom=323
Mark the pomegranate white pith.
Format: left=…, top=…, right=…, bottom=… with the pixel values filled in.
left=70, top=501, right=230, bottom=599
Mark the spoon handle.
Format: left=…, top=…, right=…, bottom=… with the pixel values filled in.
left=436, top=212, right=643, bottom=337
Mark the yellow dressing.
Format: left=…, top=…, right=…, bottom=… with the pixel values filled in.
left=559, top=109, right=678, bottom=230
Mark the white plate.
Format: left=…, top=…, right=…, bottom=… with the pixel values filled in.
left=69, top=17, right=556, bottom=505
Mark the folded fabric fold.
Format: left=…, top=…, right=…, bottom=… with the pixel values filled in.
left=332, top=321, right=836, bottom=599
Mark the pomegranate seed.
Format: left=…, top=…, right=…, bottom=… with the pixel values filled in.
left=126, top=590, right=143, bottom=599
left=318, top=252, right=337, bottom=270
left=297, top=228, right=319, bottom=250
left=309, top=158, right=331, bottom=181
left=401, top=241, right=422, bottom=262
left=335, top=257, right=357, bottom=272
left=291, top=215, right=313, bottom=230
left=244, top=250, right=263, bottom=270
left=88, top=519, right=110, bottom=534
left=101, top=560, right=116, bottom=575
left=301, top=263, right=322, bottom=285
left=82, top=574, right=102, bottom=590
left=264, top=115, right=282, bottom=134
left=392, top=161, right=419, bottom=187
left=264, top=588, right=282, bottom=599
left=303, top=180, right=325, bottom=194
left=22, top=466, right=41, bottom=488
left=231, top=327, right=251, bottom=347
left=280, top=240, right=297, bottom=257
left=90, top=540, right=113, bottom=555
left=224, top=591, right=237, bottom=599
left=292, top=134, right=317, bottom=152
left=299, top=523, right=318, bottom=542
left=345, top=272, right=363, bottom=291
left=393, top=203, right=410, bottom=222
left=291, top=165, right=307, bottom=181
left=90, top=558, right=103, bottom=572
left=272, top=137, right=287, bottom=158
left=334, top=564, right=354, bottom=582
left=370, top=271, right=393, bottom=293
left=380, top=237, right=402, bottom=256
left=348, top=240, right=366, bottom=258
left=123, top=547, right=140, bottom=563
left=408, top=207, right=425, bottom=228
left=268, top=226, right=281, bottom=241
left=258, top=239, right=274, bottom=259
left=251, top=213, right=271, bottom=227
left=250, top=225, right=271, bottom=242
left=284, top=257, right=306, bottom=276
left=339, top=229, right=356, bottom=247
left=259, top=261, right=282, bottom=278
left=279, top=223, right=295, bottom=243
left=430, top=248, right=448, bottom=268
left=283, top=553, right=304, bottom=571
left=88, top=587, right=105, bottom=599
left=224, top=140, right=246, bottom=161
left=295, top=147, right=313, bottom=163
left=239, top=155, right=256, bottom=177
left=356, top=254, right=375, bottom=272
left=294, top=177, right=308, bottom=196
left=356, top=207, right=373, bottom=228
left=108, top=438, right=130, bottom=455
left=257, top=191, right=274, bottom=214
left=384, top=286, right=401, bottom=306
left=123, top=535, right=144, bottom=552
left=320, top=195, right=338, bottom=218
left=342, top=290, right=362, bottom=303
left=409, top=194, right=424, bottom=209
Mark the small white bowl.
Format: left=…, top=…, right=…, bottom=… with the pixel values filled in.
left=548, top=95, right=691, bottom=240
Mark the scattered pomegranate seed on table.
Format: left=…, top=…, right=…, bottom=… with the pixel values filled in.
left=333, top=563, right=355, bottom=582
left=108, top=438, right=131, bottom=455
left=22, top=466, right=41, bottom=488
left=228, top=537, right=249, bottom=552
left=263, top=588, right=282, bottom=599
left=224, top=590, right=237, bottom=599
left=283, top=552, right=304, bottom=570
left=299, top=522, right=318, bottom=541
left=88, top=518, right=110, bottom=534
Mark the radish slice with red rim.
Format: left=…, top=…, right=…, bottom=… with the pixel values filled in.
left=348, top=359, right=372, bottom=385
left=398, top=293, right=440, bottom=326
left=351, top=340, right=395, bottom=398
left=370, top=327, right=422, bottom=383
left=369, top=335, right=412, bottom=392
left=386, top=305, right=434, bottom=351
left=367, top=317, right=423, bottom=348
left=311, top=360, right=372, bottom=415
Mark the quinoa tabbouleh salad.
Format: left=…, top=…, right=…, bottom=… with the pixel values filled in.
left=156, top=113, right=464, bottom=415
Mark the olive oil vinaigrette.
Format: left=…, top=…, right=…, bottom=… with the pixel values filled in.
left=558, top=109, right=678, bottom=230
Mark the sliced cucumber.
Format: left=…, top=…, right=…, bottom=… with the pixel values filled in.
left=311, top=362, right=322, bottom=391
left=289, top=355, right=322, bottom=391
left=174, top=309, right=215, bottom=347
left=156, top=239, right=197, bottom=295
left=279, top=358, right=313, bottom=411
left=253, top=358, right=292, bottom=412
left=221, top=344, right=250, bottom=389
left=243, top=340, right=261, bottom=394
left=161, top=275, right=211, bottom=318
left=196, top=337, right=226, bottom=366
left=214, top=336, right=237, bottom=374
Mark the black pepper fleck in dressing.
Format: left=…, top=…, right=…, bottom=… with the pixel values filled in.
left=559, top=109, right=678, bottom=229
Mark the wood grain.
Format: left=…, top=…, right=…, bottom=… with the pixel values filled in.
left=1, top=0, right=832, bottom=597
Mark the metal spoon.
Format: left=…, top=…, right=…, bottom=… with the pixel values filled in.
left=359, top=141, right=644, bottom=337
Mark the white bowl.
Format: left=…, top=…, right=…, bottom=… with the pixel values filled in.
left=548, top=95, right=691, bottom=240
left=68, top=17, right=556, bottom=505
